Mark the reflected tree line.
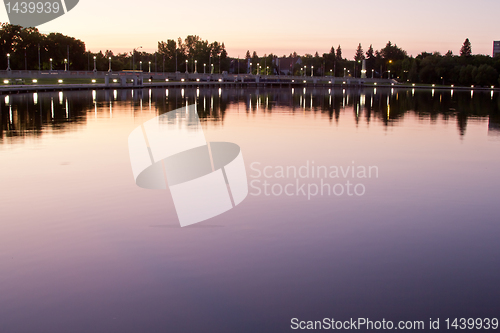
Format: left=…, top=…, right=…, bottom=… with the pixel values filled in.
left=1, top=87, right=500, bottom=141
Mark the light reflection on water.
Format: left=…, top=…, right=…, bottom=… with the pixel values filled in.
left=0, top=87, right=499, bottom=332
left=1, top=87, right=500, bottom=142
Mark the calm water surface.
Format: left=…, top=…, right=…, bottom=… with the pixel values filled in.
left=1, top=87, right=499, bottom=332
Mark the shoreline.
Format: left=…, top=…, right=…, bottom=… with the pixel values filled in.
left=0, top=80, right=498, bottom=95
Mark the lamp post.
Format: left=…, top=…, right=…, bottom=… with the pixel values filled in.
left=372, top=69, right=374, bottom=78
left=50, top=58, right=53, bottom=71
left=7, top=53, right=11, bottom=71
left=194, top=60, right=197, bottom=74
left=250, top=62, right=253, bottom=74
left=132, top=46, right=142, bottom=71
left=266, top=66, right=269, bottom=75
left=185, top=59, right=188, bottom=74
left=343, top=67, right=346, bottom=77
left=204, top=63, right=206, bottom=74
left=388, top=69, right=391, bottom=79
left=64, top=58, right=68, bottom=71
left=93, top=56, right=97, bottom=72
left=139, top=61, right=142, bottom=72
left=311, top=65, right=314, bottom=77
left=148, top=61, right=151, bottom=73
left=211, top=63, right=214, bottom=74
left=108, top=57, right=112, bottom=72
left=330, top=69, right=333, bottom=76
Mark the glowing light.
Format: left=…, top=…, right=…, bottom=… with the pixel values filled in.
left=58, top=79, right=63, bottom=83
left=91, top=79, right=96, bottom=83
left=113, top=79, right=118, bottom=83
left=32, top=79, right=38, bottom=83
left=3, top=80, right=9, bottom=84
left=181, top=79, right=185, bottom=82
left=165, top=79, right=169, bottom=82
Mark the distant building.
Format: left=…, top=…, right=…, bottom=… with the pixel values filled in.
left=275, top=57, right=302, bottom=75
left=493, top=41, right=500, bottom=57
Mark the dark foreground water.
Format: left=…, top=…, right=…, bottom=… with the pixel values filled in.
left=1, top=87, right=499, bottom=332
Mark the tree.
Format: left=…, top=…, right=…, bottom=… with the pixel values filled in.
left=474, top=64, right=497, bottom=86
left=366, top=44, right=374, bottom=60
left=245, top=50, right=251, bottom=59
left=460, top=38, right=472, bottom=57
left=380, top=41, right=407, bottom=61
left=336, top=45, right=342, bottom=61
left=354, top=43, right=364, bottom=61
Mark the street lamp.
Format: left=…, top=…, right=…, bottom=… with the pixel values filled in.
left=148, top=61, right=151, bottom=73
left=7, top=53, right=11, bottom=71
left=50, top=58, right=53, bottom=71
left=330, top=69, right=333, bottom=76
left=343, top=67, right=346, bottom=77
left=132, top=46, right=142, bottom=70
left=372, top=69, right=374, bottom=78
left=211, top=63, right=214, bottom=74
left=250, top=62, right=253, bottom=74
left=185, top=59, right=188, bottom=74
left=303, top=66, right=306, bottom=77
left=194, top=60, right=197, bottom=74
left=108, top=57, right=112, bottom=72
left=64, top=58, right=68, bottom=71
left=266, top=66, right=269, bottom=75
left=93, top=56, right=97, bottom=72
left=204, top=63, right=206, bottom=74
left=311, top=65, right=314, bottom=77
left=139, top=61, right=142, bottom=72
left=388, top=70, right=391, bottom=79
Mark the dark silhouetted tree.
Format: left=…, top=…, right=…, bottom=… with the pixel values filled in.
left=366, top=44, right=374, bottom=60
left=354, top=43, right=364, bottom=61
left=460, top=38, right=472, bottom=57
left=336, top=45, right=342, bottom=61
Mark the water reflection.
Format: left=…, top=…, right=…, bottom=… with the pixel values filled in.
left=1, top=87, right=499, bottom=142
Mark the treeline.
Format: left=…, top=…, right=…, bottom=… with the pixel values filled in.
left=0, top=24, right=231, bottom=72
left=2, top=23, right=500, bottom=86
left=250, top=39, right=500, bottom=87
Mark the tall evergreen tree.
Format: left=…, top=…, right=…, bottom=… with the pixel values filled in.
left=336, top=45, right=342, bottom=61
left=354, top=43, right=365, bottom=61
left=366, top=44, right=375, bottom=60
left=460, top=38, right=472, bottom=57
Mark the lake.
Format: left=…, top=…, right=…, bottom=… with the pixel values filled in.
left=1, top=86, right=499, bottom=332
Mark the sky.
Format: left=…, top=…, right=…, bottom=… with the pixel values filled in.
left=1, top=0, right=499, bottom=58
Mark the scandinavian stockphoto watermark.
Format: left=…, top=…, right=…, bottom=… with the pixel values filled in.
left=4, top=0, right=79, bottom=27
left=249, top=161, right=379, bottom=199
left=128, top=104, right=248, bottom=227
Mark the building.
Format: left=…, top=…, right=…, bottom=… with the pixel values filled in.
left=275, top=56, right=302, bottom=75
left=493, top=41, right=500, bottom=57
